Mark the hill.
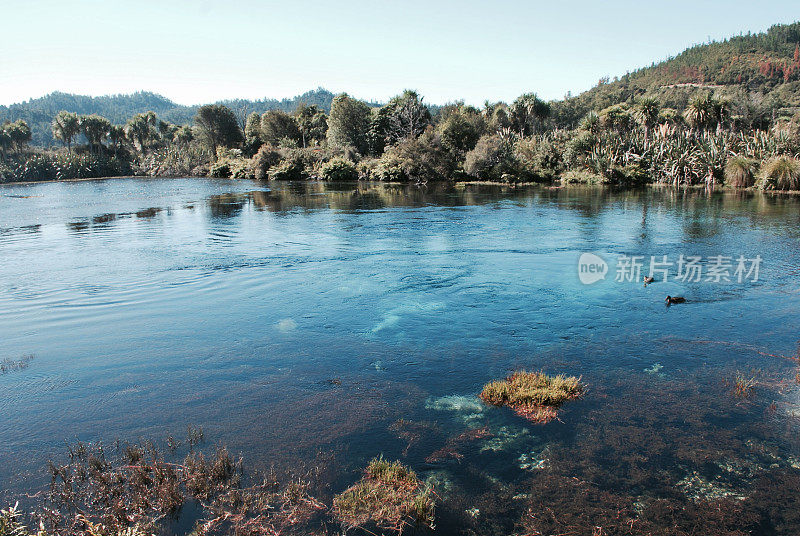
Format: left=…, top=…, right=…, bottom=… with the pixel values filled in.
left=0, top=88, right=345, bottom=146
left=552, top=21, right=800, bottom=127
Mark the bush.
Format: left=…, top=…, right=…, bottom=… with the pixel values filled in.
left=560, top=170, right=607, bottom=184
left=268, top=153, right=308, bottom=181
left=724, top=156, right=759, bottom=188
left=320, top=158, right=358, bottom=181
left=463, top=134, right=519, bottom=181
left=209, top=159, right=232, bottom=178
left=374, top=130, right=454, bottom=182
left=759, top=155, right=800, bottom=191
left=252, top=145, right=283, bottom=180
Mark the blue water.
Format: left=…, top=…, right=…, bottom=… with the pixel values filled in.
left=1, top=178, right=800, bottom=534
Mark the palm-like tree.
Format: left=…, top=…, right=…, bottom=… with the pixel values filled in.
left=52, top=111, right=81, bottom=152
left=634, top=97, right=660, bottom=142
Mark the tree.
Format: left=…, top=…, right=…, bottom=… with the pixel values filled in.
left=194, top=105, right=243, bottom=160
left=244, top=112, right=263, bottom=154
left=633, top=97, right=660, bottom=141
left=0, top=127, right=11, bottom=158
left=294, top=103, right=327, bottom=147
left=327, top=93, right=371, bottom=154
left=510, top=93, right=550, bottom=136
left=108, top=125, right=127, bottom=157
left=125, top=112, right=158, bottom=153
left=80, top=114, right=111, bottom=154
left=260, top=110, right=301, bottom=146
left=173, top=125, right=194, bottom=146
left=437, top=106, right=484, bottom=156
left=683, top=93, right=728, bottom=131
left=52, top=111, right=81, bottom=152
left=5, top=120, right=32, bottom=152
left=382, top=90, right=431, bottom=145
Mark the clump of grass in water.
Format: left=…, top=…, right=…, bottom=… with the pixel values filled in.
left=733, top=371, right=757, bottom=398
left=479, top=371, right=584, bottom=423
left=333, top=456, right=435, bottom=534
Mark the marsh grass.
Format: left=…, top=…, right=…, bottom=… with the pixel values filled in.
left=479, top=371, right=584, bottom=423
left=332, top=457, right=434, bottom=534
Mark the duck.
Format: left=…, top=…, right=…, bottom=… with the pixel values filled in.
left=665, top=295, right=686, bottom=305
left=643, top=276, right=655, bottom=285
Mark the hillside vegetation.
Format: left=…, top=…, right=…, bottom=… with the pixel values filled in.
left=552, top=21, right=800, bottom=127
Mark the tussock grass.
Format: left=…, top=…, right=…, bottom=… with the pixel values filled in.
left=760, top=156, right=800, bottom=191
left=724, top=156, right=758, bottom=188
left=333, top=457, right=434, bottom=534
left=479, top=371, right=584, bottom=423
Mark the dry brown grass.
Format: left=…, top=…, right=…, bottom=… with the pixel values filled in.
left=479, top=371, right=584, bottom=423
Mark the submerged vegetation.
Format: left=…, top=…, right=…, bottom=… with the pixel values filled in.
left=3, top=23, right=800, bottom=189
left=479, top=371, right=584, bottom=423
left=332, top=457, right=435, bottom=534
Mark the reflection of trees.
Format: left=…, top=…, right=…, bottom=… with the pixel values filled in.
left=207, top=193, right=247, bottom=219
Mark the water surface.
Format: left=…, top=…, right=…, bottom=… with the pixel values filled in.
left=1, top=179, right=800, bottom=534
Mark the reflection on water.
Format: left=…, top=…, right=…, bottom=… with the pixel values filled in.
left=1, top=178, right=800, bottom=534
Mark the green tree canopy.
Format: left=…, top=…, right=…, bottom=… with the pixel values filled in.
left=194, top=105, right=244, bottom=160
left=510, top=93, right=551, bottom=136
left=260, top=110, right=301, bottom=146
left=125, top=111, right=158, bottom=153
left=52, top=111, right=81, bottom=151
left=327, top=93, right=372, bottom=154
left=294, top=103, right=328, bottom=147
left=80, top=114, right=112, bottom=154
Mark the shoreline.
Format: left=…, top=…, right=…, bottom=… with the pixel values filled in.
left=2, top=174, right=800, bottom=196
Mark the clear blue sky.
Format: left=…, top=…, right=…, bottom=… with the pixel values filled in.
left=3, top=0, right=798, bottom=106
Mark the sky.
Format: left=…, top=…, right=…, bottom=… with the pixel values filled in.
left=2, top=0, right=799, bottom=107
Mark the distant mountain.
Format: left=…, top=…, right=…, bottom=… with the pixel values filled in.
left=0, top=88, right=351, bottom=146
left=553, top=21, right=800, bottom=127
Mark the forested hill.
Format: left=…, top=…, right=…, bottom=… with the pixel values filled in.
left=0, top=88, right=342, bottom=146
left=552, top=21, right=800, bottom=127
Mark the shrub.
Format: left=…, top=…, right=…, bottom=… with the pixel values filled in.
left=320, top=158, right=359, bottom=181
left=333, top=457, right=434, bottom=533
left=268, top=153, right=308, bottom=181
left=209, top=159, right=232, bottom=178
left=759, top=156, right=800, bottom=191
left=463, top=134, right=518, bottom=181
left=560, top=170, right=606, bottom=184
left=374, top=130, right=454, bottom=182
left=480, top=370, right=584, bottom=423
left=724, top=156, right=759, bottom=188
left=252, top=145, right=282, bottom=180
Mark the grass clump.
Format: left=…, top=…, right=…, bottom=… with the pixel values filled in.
left=724, top=156, right=758, bottom=188
left=759, top=156, right=800, bottom=191
left=479, top=371, right=584, bottom=423
left=732, top=371, right=757, bottom=398
left=333, top=457, right=434, bottom=534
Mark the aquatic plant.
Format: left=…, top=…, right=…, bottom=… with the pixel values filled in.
left=332, top=457, right=434, bottom=534
left=479, top=371, right=584, bottom=423
left=38, top=431, right=323, bottom=536
left=724, top=155, right=759, bottom=188
left=732, top=371, right=757, bottom=398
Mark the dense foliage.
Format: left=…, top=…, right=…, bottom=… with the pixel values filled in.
left=3, top=22, right=800, bottom=189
